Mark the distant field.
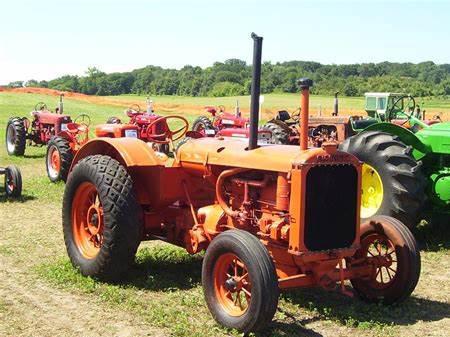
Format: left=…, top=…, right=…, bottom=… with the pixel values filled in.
left=2, top=87, right=449, bottom=121
left=0, top=91, right=449, bottom=337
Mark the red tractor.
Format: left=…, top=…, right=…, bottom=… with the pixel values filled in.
left=46, top=109, right=188, bottom=182
left=6, top=94, right=90, bottom=156
left=61, top=34, right=420, bottom=334
left=192, top=103, right=275, bottom=144
left=104, top=100, right=188, bottom=152
left=0, top=164, right=22, bottom=198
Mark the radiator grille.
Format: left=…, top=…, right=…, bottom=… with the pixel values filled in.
left=304, top=164, right=357, bottom=251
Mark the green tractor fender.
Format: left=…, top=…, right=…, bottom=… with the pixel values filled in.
left=363, top=122, right=431, bottom=159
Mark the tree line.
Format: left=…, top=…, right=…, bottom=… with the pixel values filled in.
left=9, top=59, right=450, bottom=97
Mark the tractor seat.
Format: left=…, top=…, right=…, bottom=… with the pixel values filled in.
left=351, top=118, right=378, bottom=130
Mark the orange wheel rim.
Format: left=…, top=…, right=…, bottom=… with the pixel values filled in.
left=71, top=182, right=104, bottom=259
left=361, top=233, right=398, bottom=289
left=214, top=253, right=251, bottom=316
left=51, top=148, right=61, bottom=171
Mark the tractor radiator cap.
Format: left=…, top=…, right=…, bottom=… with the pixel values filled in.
left=298, top=78, right=313, bottom=89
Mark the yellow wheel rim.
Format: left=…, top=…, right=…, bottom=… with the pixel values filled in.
left=361, top=163, right=383, bottom=218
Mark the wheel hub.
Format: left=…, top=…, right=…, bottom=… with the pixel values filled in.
left=361, top=163, right=384, bottom=218
left=224, top=277, right=238, bottom=292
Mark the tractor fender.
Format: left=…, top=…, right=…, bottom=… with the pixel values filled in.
left=69, top=137, right=162, bottom=172
left=363, top=122, right=431, bottom=157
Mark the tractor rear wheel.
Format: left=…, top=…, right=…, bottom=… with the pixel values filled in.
left=46, top=136, right=74, bottom=182
left=192, top=116, right=215, bottom=136
left=4, top=165, right=22, bottom=198
left=63, top=155, right=142, bottom=281
left=202, top=230, right=279, bottom=333
left=6, top=117, right=26, bottom=156
left=262, top=122, right=290, bottom=144
left=350, top=215, right=420, bottom=304
left=339, top=131, right=426, bottom=228
left=106, top=116, right=121, bottom=124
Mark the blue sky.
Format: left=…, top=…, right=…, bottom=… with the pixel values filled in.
left=0, top=0, right=449, bottom=84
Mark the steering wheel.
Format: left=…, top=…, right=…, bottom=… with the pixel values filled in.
left=74, top=114, right=91, bottom=127
left=218, top=105, right=226, bottom=112
left=35, top=102, right=48, bottom=111
left=388, top=95, right=415, bottom=124
left=145, top=115, right=189, bottom=144
left=129, top=104, right=141, bottom=113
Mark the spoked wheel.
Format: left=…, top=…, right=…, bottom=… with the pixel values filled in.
left=4, top=165, right=22, bottom=198
left=350, top=215, right=420, bottom=304
left=63, top=155, right=142, bottom=280
left=214, top=253, right=252, bottom=316
left=46, top=137, right=73, bottom=183
left=202, top=230, right=279, bottom=333
left=72, top=182, right=104, bottom=259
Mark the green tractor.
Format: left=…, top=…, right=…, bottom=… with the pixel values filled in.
left=339, top=93, right=449, bottom=228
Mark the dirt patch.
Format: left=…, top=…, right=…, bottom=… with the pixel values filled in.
left=0, top=256, right=165, bottom=337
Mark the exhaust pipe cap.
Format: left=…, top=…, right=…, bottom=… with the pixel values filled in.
left=298, top=78, right=313, bottom=89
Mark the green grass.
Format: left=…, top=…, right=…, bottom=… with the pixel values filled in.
left=1, top=91, right=449, bottom=337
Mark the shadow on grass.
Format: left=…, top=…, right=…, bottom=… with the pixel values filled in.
left=23, top=153, right=46, bottom=159
left=0, top=193, right=36, bottom=202
left=282, top=286, right=450, bottom=328
left=259, top=311, right=324, bottom=337
left=118, top=244, right=203, bottom=291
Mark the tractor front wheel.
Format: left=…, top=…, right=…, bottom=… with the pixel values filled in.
left=202, top=230, right=279, bottom=333
left=339, top=131, right=426, bottom=228
left=192, top=116, right=215, bottom=136
left=62, top=155, right=142, bottom=281
left=46, top=136, right=74, bottom=182
left=350, top=215, right=420, bottom=304
left=6, top=117, right=26, bottom=156
left=262, top=122, right=290, bottom=144
left=4, top=165, right=22, bottom=198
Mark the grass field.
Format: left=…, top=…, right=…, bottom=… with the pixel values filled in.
left=0, top=91, right=449, bottom=337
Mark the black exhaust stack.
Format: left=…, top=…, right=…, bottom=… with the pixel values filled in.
left=249, top=33, right=263, bottom=150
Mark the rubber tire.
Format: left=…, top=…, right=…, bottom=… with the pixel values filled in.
left=262, top=122, right=290, bottom=144
left=4, top=165, right=22, bottom=198
left=6, top=117, right=26, bottom=156
left=106, top=116, right=121, bottom=124
left=192, top=116, right=215, bottom=136
left=351, top=215, right=421, bottom=304
left=46, top=136, right=74, bottom=183
left=339, top=131, right=426, bottom=228
left=202, top=230, right=279, bottom=333
left=62, top=155, right=142, bottom=281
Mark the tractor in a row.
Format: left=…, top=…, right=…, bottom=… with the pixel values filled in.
left=61, top=34, right=420, bottom=334
left=46, top=101, right=189, bottom=182
left=6, top=94, right=91, bottom=157
left=192, top=103, right=276, bottom=144
left=257, top=92, right=449, bottom=228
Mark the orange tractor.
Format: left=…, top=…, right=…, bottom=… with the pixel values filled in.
left=62, top=34, right=420, bottom=333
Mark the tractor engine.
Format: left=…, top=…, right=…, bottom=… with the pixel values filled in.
left=30, top=112, right=72, bottom=144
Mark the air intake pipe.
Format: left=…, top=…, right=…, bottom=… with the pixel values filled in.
left=298, top=78, right=313, bottom=151
left=248, top=33, right=263, bottom=150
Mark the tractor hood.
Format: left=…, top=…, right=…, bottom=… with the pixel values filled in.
left=178, top=137, right=359, bottom=173
left=417, top=122, right=450, bottom=154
